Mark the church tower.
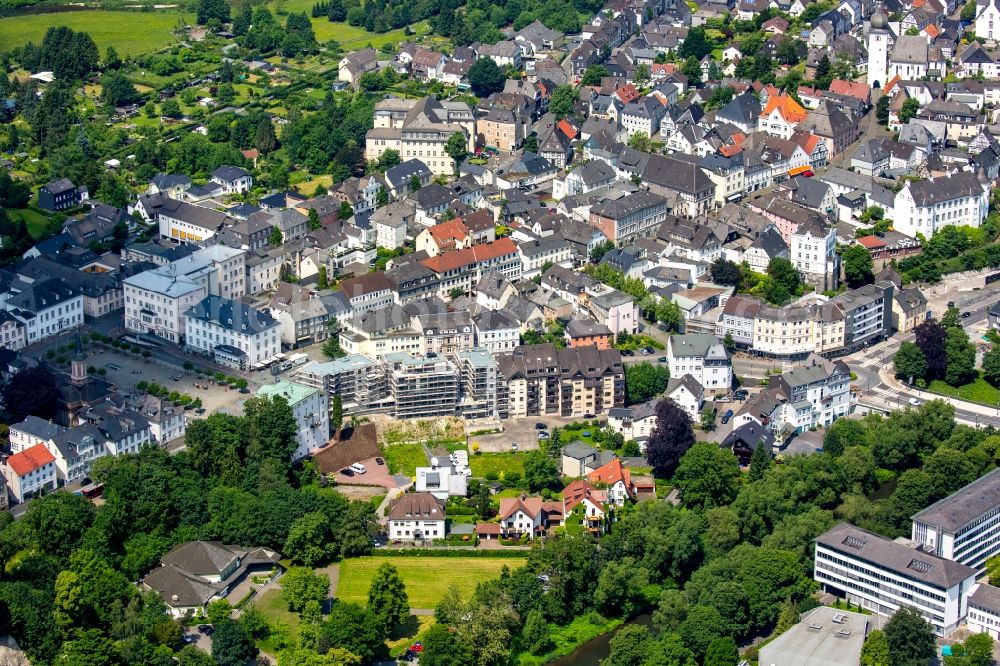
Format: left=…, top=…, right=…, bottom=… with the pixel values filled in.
left=71, top=329, right=87, bottom=386
left=867, top=5, right=890, bottom=89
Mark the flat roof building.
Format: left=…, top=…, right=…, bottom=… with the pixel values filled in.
left=758, top=606, right=869, bottom=666
left=911, top=467, right=1000, bottom=574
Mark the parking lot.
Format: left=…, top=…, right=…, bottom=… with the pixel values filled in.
left=470, top=414, right=605, bottom=453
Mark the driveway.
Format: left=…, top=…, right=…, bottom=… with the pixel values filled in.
left=182, top=627, right=212, bottom=654
left=332, top=456, right=398, bottom=489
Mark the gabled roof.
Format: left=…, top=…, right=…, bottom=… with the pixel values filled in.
left=587, top=459, right=634, bottom=497
left=762, top=94, right=807, bottom=123
left=5, top=443, right=55, bottom=476
left=421, top=238, right=517, bottom=274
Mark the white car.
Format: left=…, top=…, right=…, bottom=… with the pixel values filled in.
left=349, top=463, right=367, bottom=474
left=908, top=397, right=920, bottom=407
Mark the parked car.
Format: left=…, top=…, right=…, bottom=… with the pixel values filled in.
left=622, top=349, right=634, bottom=356
left=658, top=356, right=667, bottom=363
left=375, top=457, right=384, bottom=465
left=410, top=643, right=424, bottom=653
left=733, top=390, right=748, bottom=400
left=721, top=409, right=734, bottom=424
left=535, top=423, right=547, bottom=430
left=538, top=431, right=549, bottom=440
left=962, top=312, right=971, bottom=318
left=643, top=347, right=655, bottom=354
left=349, top=463, right=367, bottom=474
left=197, top=625, right=214, bottom=635
left=511, top=442, right=518, bottom=451
left=340, top=468, right=354, bottom=477
left=583, top=413, right=595, bottom=419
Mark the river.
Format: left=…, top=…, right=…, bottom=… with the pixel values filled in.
left=549, top=614, right=654, bottom=666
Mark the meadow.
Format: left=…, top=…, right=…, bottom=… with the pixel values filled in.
left=0, top=10, right=192, bottom=55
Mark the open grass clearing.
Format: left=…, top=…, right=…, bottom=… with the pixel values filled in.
left=4, top=207, right=51, bottom=239
left=468, top=452, right=527, bottom=479
left=0, top=10, right=192, bottom=56
left=336, top=556, right=526, bottom=608
left=382, top=443, right=427, bottom=476
left=255, top=587, right=300, bottom=652
left=386, top=615, right=435, bottom=655
left=928, top=375, right=1000, bottom=406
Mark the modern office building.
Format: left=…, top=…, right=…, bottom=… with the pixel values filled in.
left=815, top=523, right=976, bottom=636
left=911, top=467, right=1000, bottom=574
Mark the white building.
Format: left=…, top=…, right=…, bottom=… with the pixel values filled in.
left=0, top=278, right=83, bottom=345
left=773, top=354, right=853, bottom=431
left=664, top=374, right=704, bottom=421
left=911, top=467, right=1000, bottom=574
left=372, top=201, right=414, bottom=250
left=893, top=171, right=989, bottom=239
left=607, top=401, right=658, bottom=442
left=867, top=11, right=891, bottom=88
left=415, top=465, right=469, bottom=500
left=666, top=333, right=732, bottom=393
left=815, top=523, right=977, bottom=636
left=387, top=492, right=446, bottom=541
left=790, top=221, right=839, bottom=291
left=210, top=165, right=254, bottom=195
left=184, top=295, right=280, bottom=370
left=1, top=443, right=57, bottom=503
left=977, top=0, right=1000, bottom=39
left=257, top=380, right=329, bottom=461
left=366, top=96, right=475, bottom=177
left=138, top=395, right=186, bottom=445
left=123, top=245, right=246, bottom=344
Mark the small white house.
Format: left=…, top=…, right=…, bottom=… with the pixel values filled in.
left=388, top=492, right=446, bottom=541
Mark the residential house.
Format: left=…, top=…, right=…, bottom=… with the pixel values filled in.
left=39, top=178, right=87, bottom=212
left=666, top=333, right=732, bottom=393
left=665, top=374, right=704, bottom=421
left=1, top=443, right=57, bottom=503
left=338, top=47, right=378, bottom=85
left=893, top=170, right=988, bottom=238
left=210, top=165, right=253, bottom=195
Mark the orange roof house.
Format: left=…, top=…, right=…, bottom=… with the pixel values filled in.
left=587, top=459, right=635, bottom=503
left=857, top=235, right=888, bottom=251
left=614, top=83, right=641, bottom=104
left=557, top=118, right=579, bottom=140
left=420, top=237, right=517, bottom=275
left=6, top=443, right=56, bottom=477
left=829, top=79, right=872, bottom=104
left=762, top=94, right=808, bottom=124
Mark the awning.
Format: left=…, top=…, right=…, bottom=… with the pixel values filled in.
left=787, top=165, right=811, bottom=177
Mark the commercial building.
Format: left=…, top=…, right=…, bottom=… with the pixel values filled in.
left=366, top=96, right=475, bottom=176
left=757, top=606, right=869, bottom=666
left=257, top=380, right=329, bottom=461
left=911, top=467, right=1000, bottom=574
left=123, top=245, right=246, bottom=344
left=184, top=296, right=280, bottom=369
left=1, top=443, right=57, bottom=503
left=815, top=523, right=976, bottom=636
left=588, top=190, right=669, bottom=246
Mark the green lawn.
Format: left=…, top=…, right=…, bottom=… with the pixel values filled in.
left=336, top=556, right=526, bottom=608
left=4, top=207, right=51, bottom=240
left=928, top=374, right=1000, bottom=406
left=469, top=452, right=527, bottom=479
left=382, top=443, right=427, bottom=476
left=255, top=587, right=300, bottom=652
left=0, top=10, right=192, bottom=56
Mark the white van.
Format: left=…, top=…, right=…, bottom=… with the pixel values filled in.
left=349, top=463, right=367, bottom=474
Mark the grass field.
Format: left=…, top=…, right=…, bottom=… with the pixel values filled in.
left=4, top=207, right=51, bottom=239
left=336, top=556, right=526, bottom=608
left=928, top=375, right=1000, bottom=405
left=469, top=452, right=527, bottom=479
left=0, top=10, right=193, bottom=56
left=382, top=443, right=427, bottom=476
left=255, top=587, right=300, bottom=652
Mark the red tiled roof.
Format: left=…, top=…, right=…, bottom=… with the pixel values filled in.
left=428, top=218, right=470, bottom=246
left=587, top=459, right=634, bottom=497
left=557, top=119, right=578, bottom=140
left=884, top=74, right=902, bottom=94
left=923, top=23, right=940, bottom=38
left=421, top=237, right=517, bottom=274
left=857, top=236, right=887, bottom=250
left=763, top=94, right=807, bottom=123
left=614, top=83, right=640, bottom=104
left=500, top=495, right=544, bottom=520
left=6, top=443, right=55, bottom=476
left=476, top=522, right=502, bottom=534
left=829, top=79, right=871, bottom=102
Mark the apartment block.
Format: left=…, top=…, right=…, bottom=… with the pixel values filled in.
left=588, top=190, right=669, bottom=246
left=295, top=355, right=391, bottom=416
left=257, top=380, right=329, bottom=460
left=665, top=333, right=732, bottom=393
left=366, top=96, right=475, bottom=176
left=772, top=354, right=852, bottom=431
left=184, top=296, right=280, bottom=369
left=457, top=348, right=499, bottom=420
left=386, top=352, right=459, bottom=420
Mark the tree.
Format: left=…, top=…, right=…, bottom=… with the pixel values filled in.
left=748, top=442, right=771, bottom=481
left=206, top=598, right=233, bottom=625
left=269, top=226, right=284, bottom=246
left=678, top=25, right=712, bottom=60
left=212, top=619, right=256, bottom=666
left=884, top=607, right=936, bottom=666
left=767, top=257, right=801, bottom=296
left=704, top=636, right=738, bottom=666
left=367, top=563, right=409, bottom=630
left=948, top=633, right=993, bottom=666
left=421, top=623, right=473, bottom=665
left=409, top=174, right=422, bottom=192
left=945, top=326, right=976, bottom=386
left=523, top=451, right=562, bottom=492
left=468, top=58, right=506, bottom=97
left=331, top=394, right=343, bottom=431
left=861, top=629, right=890, bottom=666
left=679, top=605, right=728, bottom=656
left=914, top=318, right=948, bottom=380
left=710, top=258, right=742, bottom=286
left=815, top=54, right=831, bottom=87
left=723, top=332, right=736, bottom=353
left=306, top=208, right=322, bottom=232
left=323, top=602, right=385, bottom=662
left=282, top=567, right=330, bottom=613
left=550, top=84, right=578, bottom=120
left=590, top=239, right=616, bottom=263
left=284, top=512, right=336, bottom=567
left=899, top=97, right=920, bottom=124
left=628, top=132, right=654, bottom=152
left=522, top=608, right=552, bottom=655
left=3, top=364, right=61, bottom=423
left=101, top=71, right=141, bottom=107
left=444, top=132, right=469, bottom=177
left=894, top=341, right=928, bottom=383
left=376, top=187, right=389, bottom=208
left=605, top=624, right=652, bottom=666
left=675, top=442, right=741, bottom=509
left=580, top=64, right=610, bottom=86
left=823, top=418, right=867, bottom=458
left=962, top=0, right=978, bottom=21
left=323, top=332, right=345, bottom=360
left=984, top=346, right=1000, bottom=387
left=700, top=407, right=716, bottom=432
left=338, top=201, right=353, bottom=221
left=681, top=56, right=702, bottom=85
left=876, top=95, right=890, bottom=124
left=842, top=244, right=874, bottom=287
left=196, top=0, right=230, bottom=24
left=646, top=398, right=696, bottom=478
left=625, top=362, right=671, bottom=403
left=317, top=266, right=329, bottom=290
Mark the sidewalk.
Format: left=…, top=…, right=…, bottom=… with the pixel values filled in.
left=879, top=365, right=1000, bottom=418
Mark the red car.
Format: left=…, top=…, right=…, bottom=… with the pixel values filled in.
left=410, top=643, right=424, bottom=653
